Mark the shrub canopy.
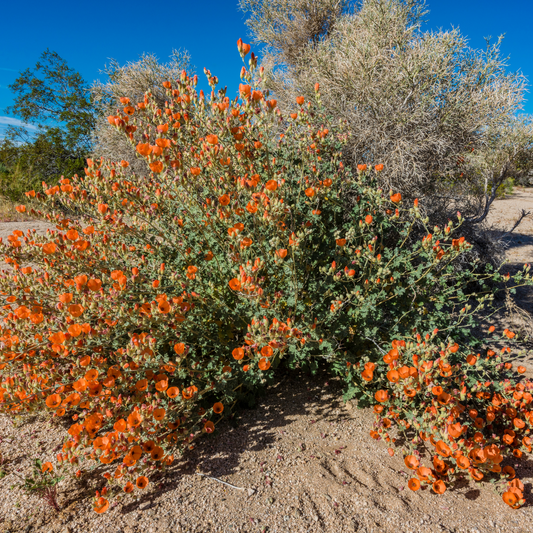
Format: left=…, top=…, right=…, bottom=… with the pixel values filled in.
left=0, top=44, right=532, bottom=512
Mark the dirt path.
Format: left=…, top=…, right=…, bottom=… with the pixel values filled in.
left=0, top=193, right=532, bottom=533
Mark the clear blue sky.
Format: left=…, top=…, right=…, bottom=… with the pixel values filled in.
left=1, top=0, right=532, bottom=139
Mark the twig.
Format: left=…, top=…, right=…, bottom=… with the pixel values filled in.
left=196, top=472, right=245, bottom=491
left=364, top=336, right=386, bottom=354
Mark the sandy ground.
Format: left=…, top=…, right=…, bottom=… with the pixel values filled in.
left=0, top=191, right=532, bottom=533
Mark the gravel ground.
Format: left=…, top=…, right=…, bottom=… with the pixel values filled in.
left=0, top=191, right=532, bottom=533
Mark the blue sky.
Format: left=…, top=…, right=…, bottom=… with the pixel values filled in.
left=1, top=0, right=532, bottom=139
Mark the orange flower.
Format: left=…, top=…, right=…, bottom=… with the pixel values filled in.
left=504, top=328, right=515, bottom=339
left=390, top=193, right=402, bottom=203
left=361, top=369, right=373, bottom=382
left=182, top=386, right=197, bottom=400
left=296, top=96, right=305, bottom=105
left=174, top=342, right=185, bottom=355
left=136, top=476, right=149, bottom=489
left=470, top=468, right=484, bottom=481
left=433, top=456, right=447, bottom=473
left=517, top=365, right=526, bottom=374
left=247, top=201, right=258, bottom=213
left=43, top=243, right=57, bottom=254
left=219, top=194, right=230, bottom=206
left=265, top=180, right=278, bottom=191
left=365, top=215, right=373, bottom=224
left=155, top=379, right=168, bottom=392
left=305, top=188, right=315, bottom=197
left=469, top=448, right=487, bottom=464
left=204, top=421, right=215, bottom=433
left=456, top=455, right=470, bottom=469
left=46, top=394, right=62, bottom=409
left=67, top=324, right=82, bottom=337
left=128, top=411, right=143, bottom=428
left=404, top=455, right=419, bottom=470
left=150, top=161, right=164, bottom=173
left=167, top=387, right=180, bottom=398
left=431, top=480, right=446, bottom=495
left=213, top=402, right=224, bottom=414
left=229, top=278, right=241, bottom=291
left=374, top=390, right=389, bottom=403
left=502, top=465, right=515, bottom=479
left=206, top=134, right=218, bottom=144
left=232, top=347, right=244, bottom=360
left=41, top=462, right=53, bottom=473
left=97, top=203, right=108, bottom=214
left=85, top=369, right=98, bottom=382
left=503, top=491, right=519, bottom=508
left=261, top=346, right=273, bottom=357
left=416, top=467, right=432, bottom=481
left=149, top=408, right=165, bottom=422
left=276, top=249, right=288, bottom=259
left=73, top=378, right=88, bottom=392
left=258, top=358, right=271, bottom=371
left=94, top=497, right=109, bottom=513
left=68, top=304, right=84, bottom=318
left=466, top=354, right=477, bottom=365
left=114, top=419, right=127, bottom=432
left=436, top=441, right=451, bottom=458
left=190, top=167, right=202, bottom=176
left=336, top=238, right=346, bottom=247
left=375, top=164, right=384, bottom=172
left=408, top=478, right=420, bottom=491
left=66, top=229, right=79, bottom=240
left=448, top=422, right=464, bottom=439
left=124, top=482, right=134, bottom=493
left=87, top=278, right=102, bottom=291
left=151, top=447, right=164, bottom=461
left=357, top=164, right=367, bottom=172
left=386, top=369, right=399, bottom=383
left=239, top=83, right=251, bottom=95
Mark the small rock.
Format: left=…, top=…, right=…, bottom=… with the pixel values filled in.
left=247, top=488, right=256, bottom=496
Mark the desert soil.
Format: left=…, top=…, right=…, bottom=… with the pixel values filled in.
left=0, top=191, right=533, bottom=533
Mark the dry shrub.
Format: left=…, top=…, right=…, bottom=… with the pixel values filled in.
left=90, top=50, right=193, bottom=175
left=240, top=0, right=533, bottom=245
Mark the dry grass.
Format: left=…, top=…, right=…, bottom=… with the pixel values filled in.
left=0, top=196, right=32, bottom=223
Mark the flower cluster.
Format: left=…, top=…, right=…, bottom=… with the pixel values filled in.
left=361, top=332, right=531, bottom=507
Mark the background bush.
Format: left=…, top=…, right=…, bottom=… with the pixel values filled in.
left=239, top=0, right=533, bottom=258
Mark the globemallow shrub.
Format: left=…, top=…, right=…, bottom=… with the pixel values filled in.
left=1, top=42, right=532, bottom=512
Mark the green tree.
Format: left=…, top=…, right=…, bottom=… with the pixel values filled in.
left=5, top=48, right=96, bottom=151
left=0, top=49, right=96, bottom=200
